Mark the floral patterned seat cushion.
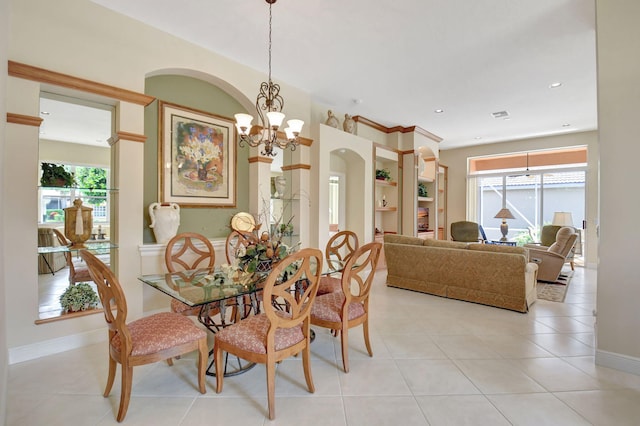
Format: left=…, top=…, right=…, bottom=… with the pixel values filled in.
left=215, top=313, right=304, bottom=354
left=317, top=276, right=342, bottom=295
left=311, top=292, right=365, bottom=323
left=110, top=312, right=206, bottom=357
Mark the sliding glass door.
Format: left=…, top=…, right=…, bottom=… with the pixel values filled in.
left=474, top=170, right=585, bottom=245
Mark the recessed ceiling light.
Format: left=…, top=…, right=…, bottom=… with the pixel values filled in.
left=40, top=111, right=50, bottom=115
left=549, top=82, right=562, bottom=88
left=492, top=111, right=509, bottom=119
left=562, top=123, right=571, bottom=127
left=434, top=109, right=444, bottom=113
left=474, top=136, right=482, bottom=140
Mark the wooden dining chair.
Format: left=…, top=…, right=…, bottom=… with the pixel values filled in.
left=317, top=230, right=359, bottom=295
left=79, top=250, right=208, bottom=422
left=310, top=241, right=381, bottom=373
left=52, top=228, right=93, bottom=285
left=224, top=230, right=254, bottom=264
left=213, top=248, right=323, bottom=420
left=165, top=232, right=216, bottom=317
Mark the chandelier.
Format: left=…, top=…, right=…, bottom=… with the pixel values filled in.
left=234, top=0, right=303, bottom=157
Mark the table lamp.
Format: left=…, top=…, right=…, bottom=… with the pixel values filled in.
left=494, top=208, right=515, bottom=241
left=552, top=211, right=574, bottom=227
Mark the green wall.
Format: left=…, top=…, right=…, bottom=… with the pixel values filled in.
left=143, top=75, right=250, bottom=243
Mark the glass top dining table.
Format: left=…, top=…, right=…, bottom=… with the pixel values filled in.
left=138, top=258, right=346, bottom=309
left=138, top=258, right=345, bottom=376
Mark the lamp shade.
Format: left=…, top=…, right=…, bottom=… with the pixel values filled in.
left=552, top=211, right=573, bottom=226
left=266, top=111, right=285, bottom=129
left=494, top=208, right=515, bottom=219
left=234, top=114, right=254, bottom=135
left=287, top=119, right=304, bottom=134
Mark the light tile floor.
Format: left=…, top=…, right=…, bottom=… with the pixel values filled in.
left=9, top=266, right=640, bottom=425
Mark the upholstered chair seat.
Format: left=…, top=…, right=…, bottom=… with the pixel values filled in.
left=311, top=292, right=366, bottom=323
left=111, top=312, right=206, bottom=356
left=215, top=311, right=303, bottom=354
left=317, top=276, right=342, bottom=295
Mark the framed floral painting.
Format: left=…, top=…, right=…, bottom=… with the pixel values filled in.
left=159, top=102, right=236, bottom=207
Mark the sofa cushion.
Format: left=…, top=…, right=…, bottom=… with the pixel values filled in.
left=422, top=239, right=470, bottom=250
left=468, top=244, right=526, bottom=255
left=383, top=234, right=424, bottom=246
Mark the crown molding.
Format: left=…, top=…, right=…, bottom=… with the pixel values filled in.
left=353, top=115, right=442, bottom=142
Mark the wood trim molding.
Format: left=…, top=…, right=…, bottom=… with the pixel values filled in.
left=373, top=142, right=401, bottom=155
left=281, top=163, right=311, bottom=171
left=8, top=61, right=156, bottom=106
left=116, top=131, right=146, bottom=143
left=353, top=115, right=442, bottom=142
left=6, top=112, right=43, bottom=127
left=297, top=136, right=313, bottom=147
left=248, top=156, right=273, bottom=164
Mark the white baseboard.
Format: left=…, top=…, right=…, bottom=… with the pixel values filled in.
left=595, top=349, right=640, bottom=376
left=9, top=328, right=107, bottom=365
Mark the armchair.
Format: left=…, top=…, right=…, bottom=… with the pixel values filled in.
left=527, top=226, right=577, bottom=282
left=450, top=221, right=481, bottom=242
left=525, top=224, right=576, bottom=270
left=37, top=227, right=67, bottom=274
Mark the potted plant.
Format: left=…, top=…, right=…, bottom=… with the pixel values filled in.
left=59, top=282, right=99, bottom=313
left=418, top=182, right=428, bottom=197
left=40, top=162, right=76, bottom=187
left=376, top=168, right=392, bottom=181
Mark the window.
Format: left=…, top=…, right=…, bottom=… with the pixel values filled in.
left=39, top=164, right=110, bottom=225
left=468, top=148, right=586, bottom=245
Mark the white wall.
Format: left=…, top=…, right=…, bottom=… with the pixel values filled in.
left=1, top=0, right=10, bottom=420
left=439, top=131, right=599, bottom=267
left=595, top=0, right=640, bottom=372
left=39, top=139, right=110, bottom=167
left=312, top=124, right=373, bottom=250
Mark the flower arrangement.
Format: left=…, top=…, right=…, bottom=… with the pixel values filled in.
left=59, top=282, right=99, bottom=313
left=179, top=126, right=222, bottom=181
left=226, top=200, right=300, bottom=275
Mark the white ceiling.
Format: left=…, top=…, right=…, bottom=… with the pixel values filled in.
left=51, top=0, right=598, bottom=151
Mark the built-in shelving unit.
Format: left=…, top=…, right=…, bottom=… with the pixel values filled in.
left=374, top=146, right=400, bottom=236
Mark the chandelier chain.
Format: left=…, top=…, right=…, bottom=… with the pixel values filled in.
left=268, top=2, right=272, bottom=86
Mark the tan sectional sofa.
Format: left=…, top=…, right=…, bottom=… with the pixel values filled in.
left=383, top=234, right=538, bottom=313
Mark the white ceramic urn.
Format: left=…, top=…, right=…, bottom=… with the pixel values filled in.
left=149, top=202, right=180, bottom=244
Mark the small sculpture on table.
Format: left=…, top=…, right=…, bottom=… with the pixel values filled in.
left=64, top=198, right=93, bottom=248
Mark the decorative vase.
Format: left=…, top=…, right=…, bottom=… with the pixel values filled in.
left=197, top=163, right=208, bottom=181
left=343, top=114, right=356, bottom=134
left=64, top=198, right=93, bottom=248
left=274, top=176, right=287, bottom=198
left=149, top=202, right=180, bottom=244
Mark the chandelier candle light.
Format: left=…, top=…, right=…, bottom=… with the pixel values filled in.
left=234, top=0, right=304, bottom=157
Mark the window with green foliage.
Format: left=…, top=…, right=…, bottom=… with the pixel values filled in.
left=39, top=163, right=110, bottom=224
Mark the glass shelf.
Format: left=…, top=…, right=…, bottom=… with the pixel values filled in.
left=39, top=186, right=118, bottom=191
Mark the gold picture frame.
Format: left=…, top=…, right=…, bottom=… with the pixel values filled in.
left=159, top=101, right=236, bottom=207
